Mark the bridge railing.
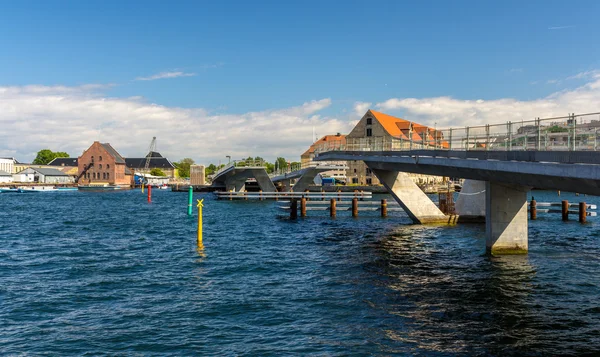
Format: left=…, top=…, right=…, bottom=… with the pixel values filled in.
left=316, top=112, right=600, bottom=153
left=213, top=159, right=269, bottom=177
left=269, top=162, right=348, bottom=177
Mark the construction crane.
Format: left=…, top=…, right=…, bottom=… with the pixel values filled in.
left=145, top=137, right=156, bottom=171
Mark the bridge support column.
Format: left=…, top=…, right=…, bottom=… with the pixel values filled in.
left=253, top=170, right=277, bottom=192
left=226, top=178, right=246, bottom=192
left=292, top=168, right=318, bottom=192
left=485, top=182, right=528, bottom=255
left=370, top=167, right=447, bottom=224
left=455, top=179, right=486, bottom=222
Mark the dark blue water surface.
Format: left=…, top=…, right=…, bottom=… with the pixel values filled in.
left=1, top=189, right=600, bottom=356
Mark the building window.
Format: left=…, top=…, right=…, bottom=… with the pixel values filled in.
left=352, top=178, right=358, bottom=184
left=99, top=164, right=102, bottom=169
left=91, top=156, right=94, bottom=162
left=366, top=178, right=372, bottom=185
left=366, top=118, right=372, bottom=125
left=353, top=168, right=357, bottom=173
left=107, top=172, right=109, bottom=180
left=106, top=164, right=110, bottom=169
left=366, top=168, right=372, bottom=176
left=103, top=173, right=106, bottom=179
left=366, top=128, right=372, bottom=137
left=99, top=156, right=102, bottom=161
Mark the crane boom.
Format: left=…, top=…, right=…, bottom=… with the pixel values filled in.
left=145, top=137, right=156, bottom=170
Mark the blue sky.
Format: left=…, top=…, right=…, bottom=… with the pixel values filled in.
left=1, top=1, right=600, bottom=162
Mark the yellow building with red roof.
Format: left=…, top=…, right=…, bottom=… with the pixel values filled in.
left=345, top=110, right=447, bottom=186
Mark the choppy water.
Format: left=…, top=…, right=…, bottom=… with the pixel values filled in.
left=1, top=189, right=599, bottom=356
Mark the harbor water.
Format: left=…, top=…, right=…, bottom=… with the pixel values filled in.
left=1, top=189, right=600, bottom=355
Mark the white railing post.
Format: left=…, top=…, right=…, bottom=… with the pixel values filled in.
left=449, top=128, right=452, bottom=150
left=466, top=126, right=470, bottom=151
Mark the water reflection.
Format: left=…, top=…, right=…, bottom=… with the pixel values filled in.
left=366, top=226, right=540, bottom=355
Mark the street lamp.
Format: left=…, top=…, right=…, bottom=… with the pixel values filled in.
left=226, top=155, right=231, bottom=164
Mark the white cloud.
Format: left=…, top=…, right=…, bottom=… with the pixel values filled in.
left=375, top=73, right=600, bottom=128
left=567, top=70, right=600, bottom=80
left=135, top=71, right=196, bottom=81
left=0, top=85, right=349, bottom=164
left=546, top=79, right=560, bottom=84
left=353, top=101, right=372, bottom=116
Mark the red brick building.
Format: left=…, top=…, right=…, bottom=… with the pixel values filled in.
left=77, top=142, right=132, bottom=186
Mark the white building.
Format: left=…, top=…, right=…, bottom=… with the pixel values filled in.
left=0, top=170, right=13, bottom=183
left=0, top=158, right=15, bottom=174
left=13, top=167, right=73, bottom=184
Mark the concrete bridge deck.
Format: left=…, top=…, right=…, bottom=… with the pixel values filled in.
left=315, top=149, right=600, bottom=255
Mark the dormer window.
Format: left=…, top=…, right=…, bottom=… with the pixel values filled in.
left=366, top=118, right=372, bottom=125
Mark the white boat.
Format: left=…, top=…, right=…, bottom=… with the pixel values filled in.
left=18, top=186, right=58, bottom=193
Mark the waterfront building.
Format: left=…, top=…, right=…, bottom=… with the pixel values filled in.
left=301, top=134, right=347, bottom=182
left=13, top=167, right=73, bottom=184
left=78, top=142, right=132, bottom=186
left=0, top=170, right=13, bottom=183
left=0, top=158, right=15, bottom=174
left=125, top=151, right=177, bottom=177
left=344, top=110, right=446, bottom=186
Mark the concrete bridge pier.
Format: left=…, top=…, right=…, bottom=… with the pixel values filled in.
left=226, top=177, right=247, bottom=192
left=292, top=167, right=319, bottom=192
left=485, top=182, right=529, bottom=255
left=369, top=166, right=447, bottom=224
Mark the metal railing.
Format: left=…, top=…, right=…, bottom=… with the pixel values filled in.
left=269, top=162, right=348, bottom=177
left=213, top=158, right=268, bottom=177
left=314, top=112, right=600, bottom=153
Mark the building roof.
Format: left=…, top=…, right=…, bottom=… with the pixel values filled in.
left=302, top=134, right=346, bottom=157
left=368, top=110, right=448, bottom=148
left=0, top=170, right=11, bottom=176
left=48, top=157, right=78, bottom=166
left=125, top=152, right=175, bottom=169
left=18, top=167, right=69, bottom=176
left=101, top=143, right=125, bottom=164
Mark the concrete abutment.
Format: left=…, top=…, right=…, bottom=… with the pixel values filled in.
left=369, top=166, right=447, bottom=224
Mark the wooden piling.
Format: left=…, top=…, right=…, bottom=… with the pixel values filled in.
left=562, top=200, right=569, bottom=221
left=352, top=198, right=358, bottom=217
left=259, top=190, right=263, bottom=201
left=579, top=202, right=586, bottom=223
left=381, top=199, right=387, bottom=217
left=321, top=188, right=325, bottom=201
left=300, top=197, right=307, bottom=217
left=530, top=198, right=537, bottom=220
left=337, top=190, right=341, bottom=201
left=330, top=198, right=336, bottom=217
left=290, top=198, right=298, bottom=219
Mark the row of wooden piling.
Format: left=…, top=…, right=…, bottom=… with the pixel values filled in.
left=530, top=199, right=588, bottom=223
left=290, top=197, right=388, bottom=219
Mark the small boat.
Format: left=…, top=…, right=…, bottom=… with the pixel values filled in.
left=157, top=184, right=169, bottom=190
left=17, top=186, right=58, bottom=193
left=0, top=187, right=19, bottom=193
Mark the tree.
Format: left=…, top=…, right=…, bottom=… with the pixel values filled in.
left=205, top=164, right=217, bottom=176
left=32, top=149, right=69, bottom=165
left=173, top=158, right=195, bottom=178
left=275, top=157, right=287, bottom=172
left=150, top=168, right=166, bottom=176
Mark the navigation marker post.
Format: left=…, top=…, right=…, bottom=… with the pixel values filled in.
left=188, top=186, right=193, bottom=216
left=197, top=199, right=204, bottom=246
